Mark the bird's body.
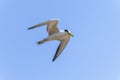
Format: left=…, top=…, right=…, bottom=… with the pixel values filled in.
left=28, top=19, right=73, bottom=61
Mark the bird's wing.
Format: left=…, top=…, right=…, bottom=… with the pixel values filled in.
left=27, top=21, right=47, bottom=30
left=52, top=37, right=70, bottom=62
left=27, top=19, right=60, bottom=35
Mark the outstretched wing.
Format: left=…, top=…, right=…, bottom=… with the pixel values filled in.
left=27, top=19, right=60, bottom=35
left=52, top=38, right=70, bottom=62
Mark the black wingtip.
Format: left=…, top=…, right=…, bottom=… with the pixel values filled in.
left=27, top=26, right=36, bottom=30
left=52, top=57, right=57, bottom=62
left=27, top=27, right=32, bottom=30
left=52, top=58, right=55, bottom=62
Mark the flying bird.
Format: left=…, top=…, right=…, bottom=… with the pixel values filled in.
left=28, top=19, right=73, bottom=61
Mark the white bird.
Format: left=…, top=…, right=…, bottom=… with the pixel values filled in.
left=28, top=19, right=73, bottom=61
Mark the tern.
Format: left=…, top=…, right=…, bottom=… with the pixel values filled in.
left=28, top=19, right=73, bottom=61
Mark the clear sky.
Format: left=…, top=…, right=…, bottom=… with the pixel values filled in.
left=0, top=0, right=120, bottom=80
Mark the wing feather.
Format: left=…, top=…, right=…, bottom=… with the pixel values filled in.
left=27, top=21, right=47, bottom=30
left=52, top=38, right=70, bottom=62
left=27, top=19, right=60, bottom=35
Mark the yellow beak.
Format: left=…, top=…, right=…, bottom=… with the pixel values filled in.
left=68, top=32, right=74, bottom=37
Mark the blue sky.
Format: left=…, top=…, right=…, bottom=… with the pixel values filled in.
left=0, top=0, right=120, bottom=80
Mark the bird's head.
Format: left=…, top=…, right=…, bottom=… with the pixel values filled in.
left=64, top=29, right=74, bottom=37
